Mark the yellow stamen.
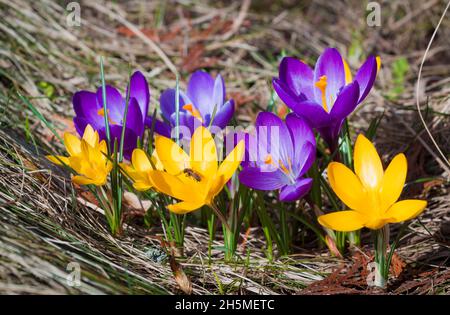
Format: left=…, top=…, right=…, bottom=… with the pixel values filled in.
left=264, top=154, right=273, bottom=165
left=97, top=108, right=117, bottom=125
left=182, top=103, right=203, bottom=122
left=315, top=75, right=329, bottom=112
left=279, top=159, right=290, bottom=175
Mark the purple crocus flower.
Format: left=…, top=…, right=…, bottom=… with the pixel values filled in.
left=147, top=70, right=234, bottom=138
left=238, top=112, right=316, bottom=202
left=73, top=71, right=149, bottom=159
left=272, top=48, right=378, bottom=148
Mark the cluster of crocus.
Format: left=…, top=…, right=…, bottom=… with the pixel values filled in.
left=44, top=47, right=427, bottom=287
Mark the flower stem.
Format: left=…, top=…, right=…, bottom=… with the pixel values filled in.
left=373, top=225, right=390, bottom=288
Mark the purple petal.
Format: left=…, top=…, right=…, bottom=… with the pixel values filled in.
left=295, top=142, right=316, bottom=177
left=354, top=55, right=377, bottom=103
left=313, top=48, right=345, bottom=105
left=285, top=114, right=316, bottom=175
left=73, top=91, right=103, bottom=129
left=73, top=116, right=90, bottom=138
left=170, top=112, right=200, bottom=140
left=210, top=99, right=234, bottom=129
left=128, top=71, right=150, bottom=121
left=279, top=177, right=313, bottom=202
left=288, top=101, right=331, bottom=129
left=255, top=112, right=293, bottom=168
left=317, top=121, right=342, bottom=149
left=213, top=74, right=225, bottom=109
left=329, top=81, right=360, bottom=119
left=101, top=125, right=138, bottom=160
left=279, top=57, right=315, bottom=100
left=239, top=167, right=289, bottom=191
left=159, top=89, right=190, bottom=122
left=96, top=85, right=125, bottom=124
left=273, top=78, right=307, bottom=110
left=187, top=70, right=215, bottom=116
left=224, top=129, right=250, bottom=167
left=124, top=97, right=144, bottom=137
left=145, top=117, right=171, bottom=138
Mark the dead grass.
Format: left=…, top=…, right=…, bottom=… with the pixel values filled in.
left=0, top=0, right=449, bottom=294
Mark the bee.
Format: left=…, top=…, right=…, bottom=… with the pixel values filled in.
left=183, top=168, right=202, bottom=182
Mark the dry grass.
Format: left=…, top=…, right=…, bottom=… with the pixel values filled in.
left=0, top=0, right=449, bottom=294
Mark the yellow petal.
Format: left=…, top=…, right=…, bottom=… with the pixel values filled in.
left=133, top=181, right=153, bottom=192
left=209, top=140, right=244, bottom=199
left=167, top=200, right=204, bottom=214
left=384, top=199, right=427, bottom=223
left=155, top=135, right=190, bottom=174
left=64, top=132, right=82, bottom=157
left=190, top=126, right=217, bottom=178
left=379, top=153, right=407, bottom=211
left=318, top=210, right=367, bottom=232
left=342, top=58, right=353, bottom=84
left=354, top=134, right=384, bottom=190
left=72, top=175, right=97, bottom=186
left=327, top=162, right=366, bottom=210
left=376, top=56, right=381, bottom=73
left=131, top=149, right=152, bottom=172
left=150, top=150, right=164, bottom=171
left=82, top=125, right=99, bottom=148
left=46, top=155, right=69, bottom=166
left=148, top=170, right=200, bottom=202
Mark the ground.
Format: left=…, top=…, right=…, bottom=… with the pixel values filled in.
left=0, top=0, right=449, bottom=294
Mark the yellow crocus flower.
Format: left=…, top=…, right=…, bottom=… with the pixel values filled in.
left=127, top=126, right=244, bottom=215
left=120, top=149, right=163, bottom=191
left=47, top=125, right=112, bottom=186
left=318, top=134, right=427, bottom=231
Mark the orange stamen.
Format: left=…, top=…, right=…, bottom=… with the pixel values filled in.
left=264, top=154, right=273, bottom=165
left=315, top=75, right=329, bottom=112
left=182, top=103, right=203, bottom=122
left=97, top=108, right=117, bottom=125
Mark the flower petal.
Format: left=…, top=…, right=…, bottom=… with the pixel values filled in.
left=354, top=134, right=383, bottom=189
left=210, top=99, right=234, bottom=129
left=159, top=88, right=190, bottom=122
left=64, top=132, right=82, bottom=157
left=46, top=155, right=70, bottom=166
left=144, top=116, right=171, bottom=138
left=327, top=162, right=366, bottom=210
left=209, top=140, right=244, bottom=198
left=354, top=55, right=377, bottom=103
left=313, top=48, right=345, bottom=105
left=239, top=167, right=289, bottom=191
left=167, top=200, right=205, bottom=214
left=81, top=124, right=99, bottom=148
left=96, top=85, right=125, bottom=124
left=190, top=126, right=218, bottom=178
left=279, top=177, right=313, bottom=202
left=148, top=170, right=200, bottom=202
left=72, top=91, right=103, bottom=129
left=380, top=153, right=407, bottom=211
left=384, top=200, right=427, bottom=223
left=131, top=149, right=152, bottom=172
left=127, top=71, right=149, bottom=120
left=318, top=210, right=367, bottom=232
left=272, top=78, right=307, bottom=110
left=155, top=135, right=190, bottom=174
left=187, top=70, right=215, bottom=116
left=255, top=112, right=293, bottom=169
left=329, top=81, right=360, bottom=119
left=278, top=57, right=315, bottom=100
left=287, top=101, right=331, bottom=129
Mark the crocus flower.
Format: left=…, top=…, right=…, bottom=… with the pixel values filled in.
left=47, top=125, right=112, bottom=186
left=318, top=134, right=427, bottom=231
left=238, top=112, right=316, bottom=202
left=129, top=126, right=244, bottom=214
left=273, top=48, right=379, bottom=147
left=73, top=71, right=149, bottom=159
left=147, top=70, right=234, bottom=138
